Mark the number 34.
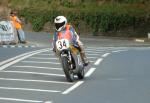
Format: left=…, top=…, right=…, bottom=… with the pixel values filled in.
left=56, top=39, right=69, bottom=50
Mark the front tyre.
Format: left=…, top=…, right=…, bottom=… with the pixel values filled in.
left=61, top=56, right=74, bottom=82
left=77, top=65, right=84, bottom=79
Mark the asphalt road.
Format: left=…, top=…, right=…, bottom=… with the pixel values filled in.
left=0, top=32, right=150, bottom=103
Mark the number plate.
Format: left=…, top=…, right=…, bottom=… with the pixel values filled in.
left=56, top=39, right=70, bottom=51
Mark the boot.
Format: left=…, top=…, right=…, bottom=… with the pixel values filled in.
left=80, top=52, right=89, bottom=66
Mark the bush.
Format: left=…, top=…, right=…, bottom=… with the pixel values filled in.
left=118, top=0, right=148, bottom=3
left=20, top=9, right=61, bottom=31
left=19, top=2, right=150, bottom=37
left=60, top=0, right=74, bottom=8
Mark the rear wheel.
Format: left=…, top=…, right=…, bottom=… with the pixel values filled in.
left=61, top=57, right=74, bottom=82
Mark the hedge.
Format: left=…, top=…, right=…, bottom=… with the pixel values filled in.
left=19, top=3, right=150, bottom=36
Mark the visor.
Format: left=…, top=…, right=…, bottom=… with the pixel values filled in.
left=55, top=21, right=65, bottom=31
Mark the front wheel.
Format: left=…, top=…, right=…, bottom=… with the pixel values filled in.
left=61, top=56, right=74, bottom=82
left=77, top=65, right=84, bottom=79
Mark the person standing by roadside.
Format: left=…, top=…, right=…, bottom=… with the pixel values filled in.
left=9, top=10, right=26, bottom=44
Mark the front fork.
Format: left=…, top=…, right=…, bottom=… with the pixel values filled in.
left=68, top=51, right=74, bottom=69
left=61, top=51, right=74, bottom=70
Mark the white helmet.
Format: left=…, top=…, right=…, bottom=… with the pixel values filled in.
left=54, top=16, right=67, bottom=31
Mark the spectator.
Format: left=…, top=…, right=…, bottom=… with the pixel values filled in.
left=9, top=10, right=26, bottom=44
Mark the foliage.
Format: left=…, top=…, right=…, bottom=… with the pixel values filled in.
left=20, top=9, right=61, bottom=31
left=117, top=0, right=149, bottom=3
left=10, top=0, right=150, bottom=37
left=60, top=0, right=74, bottom=8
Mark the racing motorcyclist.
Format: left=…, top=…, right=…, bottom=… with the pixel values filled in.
left=52, top=16, right=89, bottom=66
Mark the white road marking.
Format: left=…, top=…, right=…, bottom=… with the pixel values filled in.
left=94, top=58, right=103, bottom=65
left=102, top=53, right=110, bottom=58
left=18, top=45, right=22, bottom=48
left=25, top=45, right=29, bottom=48
left=135, top=39, right=145, bottom=42
left=21, top=61, right=61, bottom=64
left=86, top=47, right=117, bottom=51
left=0, top=48, right=49, bottom=66
left=0, top=78, right=73, bottom=84
left=85, top=49, right=105, bottom=52
left=0, top=71, right=65, bottom=77
left=0, top=49, right=49, bottom=70
left=86, top=47, right=127, bottom=51
left=29, top=57, right=58, bottom=60
left=31, top=45, right=36, bottom=48
left=36, top=54, right=54, bottom=56
left=11, top=45, right=15, bottom=48
left=86, top=47, right=109, bottom=49
left=44, top=101, right=53, bottom=103
left=2, top=45, right=7, bottom=48
left=87, top=57, right=97, bottom=59
left=112, top=50, right=128, bottom=53
left=12, top=65, right=62, bottom=70
left=86, top=51, right=103, bottom=54
left=85, top=68, right=96, bottom=77
left=0, top=97, right=43, bottom=103
left=62, top=81, right=84, bottom=95
left=62, top=67, right=98, bottom=95
left=0, top=87, right=61, bottom=93
left=86, top=54, right=100, bottom=56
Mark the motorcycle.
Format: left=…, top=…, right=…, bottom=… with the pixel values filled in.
left=56, top=39, right=84, bottom=82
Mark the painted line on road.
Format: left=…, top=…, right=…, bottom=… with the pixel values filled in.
left=29, top=57, right=58, bottom=60
left=94, top=58, right=103, bottom=65
left=86, top=47, right=113, bottom=49
left=36, top=54, right=54, bottom=56
left=85, top=48, right=105, bottom=50
left=11, top=45, right=15, bottom=48
left=134, top=39, right=145, bottom=42
left=62, top=81, right=84, bottom=95
left=102, top=53, right=110, bottom=58
left=62, top=47, right=127, bottom=95
left=21, top=61, right=61, bottom=64
left=0, top=48, right=49, bottom=67
left=86, top=54, right=100, bottom=56
left=87, top=57, right=97, bottom=59
left=2, top=45, right=7, bottom=48
left=24, top=45, right=28, bottom=48
left=44, top=101, right=53, bottom=103
left=112, top=50, right=128, bottom=53
left=18, top=45, right=23, bottom=48
left=0, top=48, right=50, bottom=70
left=0, top=97, right=43, bottom=103
left=0, top=71, right=65, bottom=77
left=90, top=61, right=95, bottom=63
left=85, top=49, right=106, bottom=52
left=0, top=86, right=61, bottom=93
left=86, top=47, right=116, bottom=51
left=85, top=68, right=96, bottom=77
left=12, top=66, right=62, bottom=70
left=62, top=51, right=113, bottom=95
left=62, top=67, right=97, bottom=95
left=0, top=78, right=73, bottom=84
left=86, top=51, right=103, bottom=54
left=0, top=45, right=37, bottom=48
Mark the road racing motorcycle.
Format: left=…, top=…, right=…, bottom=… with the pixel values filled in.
left=56, top=39, right=84, bottom=82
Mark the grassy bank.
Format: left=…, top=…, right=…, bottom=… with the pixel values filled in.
left=9, top=0, right=150, bottom=37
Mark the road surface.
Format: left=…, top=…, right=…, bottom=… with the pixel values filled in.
left=0, top=32, right=150, bottom=103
